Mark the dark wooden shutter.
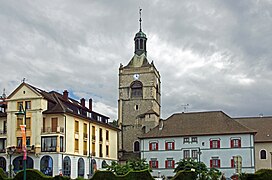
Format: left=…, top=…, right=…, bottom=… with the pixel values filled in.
left=172, top=142, right=175, bottom=150
left=218, top=159, right=221, bottom=168
left=217, top=140, right=220, bottom=148
left=210, top=141, right=213, bottom=148
left=156, top=161, right=158, bottom=168
left=230, top=139, right=234, bottom=148
left=149, top=161, right=152, bottom=168
left=231, top=159, right=234, bottom=168
left=156, top=143, right=158, bottom=150
left=149, top=143, right=152, bottom=151
left=238, top=139, right=241, bottom=148
left=165, top=142, right=168, bottom=150
left=172, top=160, right=175, bottom=168
left=210, top=159, right=213, bottom=168
left=165, top=160, right=168, bottom=168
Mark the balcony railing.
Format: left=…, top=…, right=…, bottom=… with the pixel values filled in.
left=83, top=150, right=88, bottom=155
left=41, top=146, right=57, bottom=152
left=41, top=126, right=64, bottom=134
left=83, top=133, right=88, bottom=139
left=92, top=135, right=96, bottom=141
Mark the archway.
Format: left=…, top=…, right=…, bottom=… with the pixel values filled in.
left=78, top=158, right=84, bottom=177
left=0, top=157, right=6, bottom=171
left=63, top=156, right=71, bottom=177
left=40, top=155, right=53, bottom=176
left=13, top=156, right=33, bottom=173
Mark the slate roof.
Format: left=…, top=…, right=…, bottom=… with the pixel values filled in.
left=125, top=53, right=150, bottom=68
left=139, top=111, right=256, bottom=139
left=235, top=117, right=272, bottom=142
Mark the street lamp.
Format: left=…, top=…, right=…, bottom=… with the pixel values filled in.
left=7, top=146, right=16, bottom=178
left=15, top=104, right=27, bottom=180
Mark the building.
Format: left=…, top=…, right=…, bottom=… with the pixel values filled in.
left=139, top=111, right=256, bottom=178
left=0, top=82, right=118, bottom=179
left=118, top=15, right=161, bottom=160
left=236, top=116, right=272, bottom=170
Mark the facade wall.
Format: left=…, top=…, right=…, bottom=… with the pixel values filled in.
left=141, top=134, right=255, bottom=178
left=255, top=142, right=272, bottom=170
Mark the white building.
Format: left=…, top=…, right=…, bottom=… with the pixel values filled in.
left=139, top=111, right=255, bottom=178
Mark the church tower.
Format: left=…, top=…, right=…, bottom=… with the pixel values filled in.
left=118, top=10, right=161, bottom=160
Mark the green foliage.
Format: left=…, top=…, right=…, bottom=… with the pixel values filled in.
left=106, top=159, right=150, bottom=175
left=13, top=169, right=53, bottom=180
left=239, top=169, right=272, bottom=180
left=174, top=158, right=221, bottom=180
left=0, top=168, right=7, bottom=180
left=53, top=175, right=71, bottom=180
left=171, top=170, right=197, bottom=180
left=91, top=169, right=153, bottom=180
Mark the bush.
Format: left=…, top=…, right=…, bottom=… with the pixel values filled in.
left=91, top=170, right=116, bottom=180
left=13, top=169, right=53, bottom=180
left=0, top=168, right=7, bottom=180
left=53, top=175, right=71, bottom=180
left=171, top=170, right=197, bottom=180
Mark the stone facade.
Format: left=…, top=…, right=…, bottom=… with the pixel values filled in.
left=118, top=28, right=161, bottom=159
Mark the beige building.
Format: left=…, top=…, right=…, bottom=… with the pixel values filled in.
left=0, top=82, right=118, bottom=179
left=236, top=117, right=272, bottom=171
left=118, top=23, right=161, bottom=160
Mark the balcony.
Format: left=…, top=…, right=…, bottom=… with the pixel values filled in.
left=83, top=150, right=88, bottom=155
left=91, top=152, right=96, bottom=156
left=41, top=146, right=57, bottom=152
left=41, top=126, right=64, bottom=134
left=83, top=133, right=88, bottom=139
left=92, top=135, right=96, bottom=141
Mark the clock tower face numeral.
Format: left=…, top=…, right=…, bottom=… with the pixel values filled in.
left=133, top=74, right=140, bottom=80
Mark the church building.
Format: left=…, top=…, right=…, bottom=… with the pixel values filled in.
left=118, top=12, right=161, bottom=160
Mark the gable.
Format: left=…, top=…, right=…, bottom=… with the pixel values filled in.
left=8, top=83, right=42, bottom=100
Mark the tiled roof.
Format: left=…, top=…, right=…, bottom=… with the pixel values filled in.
left=235, top=117, right=272, bottom=142
left=139, top=111, right=255, bottom=139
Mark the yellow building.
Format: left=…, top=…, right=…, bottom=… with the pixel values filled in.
left=0, top=82, right=118, bottom=179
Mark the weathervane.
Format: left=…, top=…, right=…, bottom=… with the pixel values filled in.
left=139, top=8, right=142, bottom=31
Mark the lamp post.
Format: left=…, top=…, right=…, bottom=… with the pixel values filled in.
left=7, top=146, right=16, bottom=178
left=15, top=104, right=27, bottom=180
left=197, top=148, right=202, bottom=178
left=90, top=155, right=93, bottom=178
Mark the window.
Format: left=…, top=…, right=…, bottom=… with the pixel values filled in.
left=106, top=145, right=109, bottom=157
left=92, top=126, right=95, bottom=140
left=192, top=137, right=198, bottom=143
left=165, top=159, right=175, bottom=169
left=60, top=136, right=64, bottom=152
left=99, top=144, right=103, bottom=157
left=149, top=142, right=158, bottom=151
left=131, top=81, right=143, bottom=98
left=78, top=158, right=84, bottom=177
left=149, top=159, right=158, bottom=169
left=210, top=140, right=220, bottom=149
left=75, top=121, right=79, bottom=133
left=260, top=150, right=267, bottom=159
left=17, top=102, right=23, bottom=111
left=83, top=141, right=87, bottom=155
left=17, top=118, right=23, bottom=130
left=99, top=128, right=103, bottom=142
left=134, top=141, right=140, bottom=152
left=231, top=139, right=241, bottom=148
left=25, top=101, right=31, bottom=110
left=41, top=137, right=57, bottom=152
left=92, top=142, right=95, bottom=156
left=165, top=141, right=175, bottom=150
left=75, top=139, right=79, bottom=151
left=63, top=156, right=71, bottom=176
left=192, top=150, right=198, bottom=159
left=83, top=123, right=88, bottom=139
left=106, top=130, right=109, bottom=141
left=0, top=139, right=6, bottom=151
left=183, top=137, right=189, bottom=143
left=210, top=158, right=220, bottom=168
left=183, top=150, right=190, bottom=159
left=40, top=155, right=53, bottom=176
left=26, top=117, right=31, bottom=130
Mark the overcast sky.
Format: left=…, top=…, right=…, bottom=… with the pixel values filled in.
left=0, top=0, right=272, bottom=120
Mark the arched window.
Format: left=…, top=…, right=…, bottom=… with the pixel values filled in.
left=78, top=158, right=84, bottom=177
left=40, top=155, right=53, bottom=176
left=140, top=39, right=143, bottom=49
left=0, top=157, right=6, bottom=171
left=13, top=156, right=33, bottom=173
left=260, top=150, right=267, bottom=159
left=131, top=81, right=143, bottom=98
left=134, top=141, right=140, bottom=152
left=63, top=156, right=71, bottom=177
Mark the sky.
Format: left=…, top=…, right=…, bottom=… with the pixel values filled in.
left=0, top=0, right=272, bottom=120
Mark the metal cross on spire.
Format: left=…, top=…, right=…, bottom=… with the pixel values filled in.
left=139, top=8, right=142, bottom=32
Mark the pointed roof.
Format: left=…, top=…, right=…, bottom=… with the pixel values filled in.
left=139, top=111, right=256, bottom=139
left=235, top=116, right=272, bottom=142
left=125, top=53, right=150, bottom=68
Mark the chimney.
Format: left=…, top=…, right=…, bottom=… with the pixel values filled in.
left=80, top=98, right=85, bottom=107
left=63, top=90, right=68, bottom=100
left=89, top=98, right=92, bottom=111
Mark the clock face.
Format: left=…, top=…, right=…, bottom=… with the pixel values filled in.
left=133, top=74, right=140, bottom=80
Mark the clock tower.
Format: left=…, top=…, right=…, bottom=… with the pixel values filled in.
left=118, top=10, right=161, bottom=160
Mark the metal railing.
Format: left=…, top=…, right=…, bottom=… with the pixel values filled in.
left=41, top=126, right=64, bottom=133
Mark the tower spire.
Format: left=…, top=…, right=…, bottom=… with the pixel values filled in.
left=139, top=8, right=142, bottom=32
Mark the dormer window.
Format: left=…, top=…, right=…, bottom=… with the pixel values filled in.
left=131, top=81, right=143, bottom=98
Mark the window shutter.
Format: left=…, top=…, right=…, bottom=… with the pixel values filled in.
left=165, top=160, right=168, bottom=168
left=238, top=139, right=241, bottom=148
left=210, top=159, right=213, bottom=168
left=156, top=161, right=158, bottom=168
left=218, top=159, right=221, bottom=168
left=210, top=141, right=213, bottom=148
left=149, top=161, right=152, bottom=168
left=149, top=143, right=152, bottom=151
left=172, top=142, right=175, bottom=150
left=156, top=143, right=158, bottom=150
left=217, top=140, right=220, bottom=148
left=172, top=160, right=175, bottom=168
left=165, top=142, right=168, bottom=150
left=231, top=159, right=234, bottom=168
left=230, top=139, right=234, bottom=148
